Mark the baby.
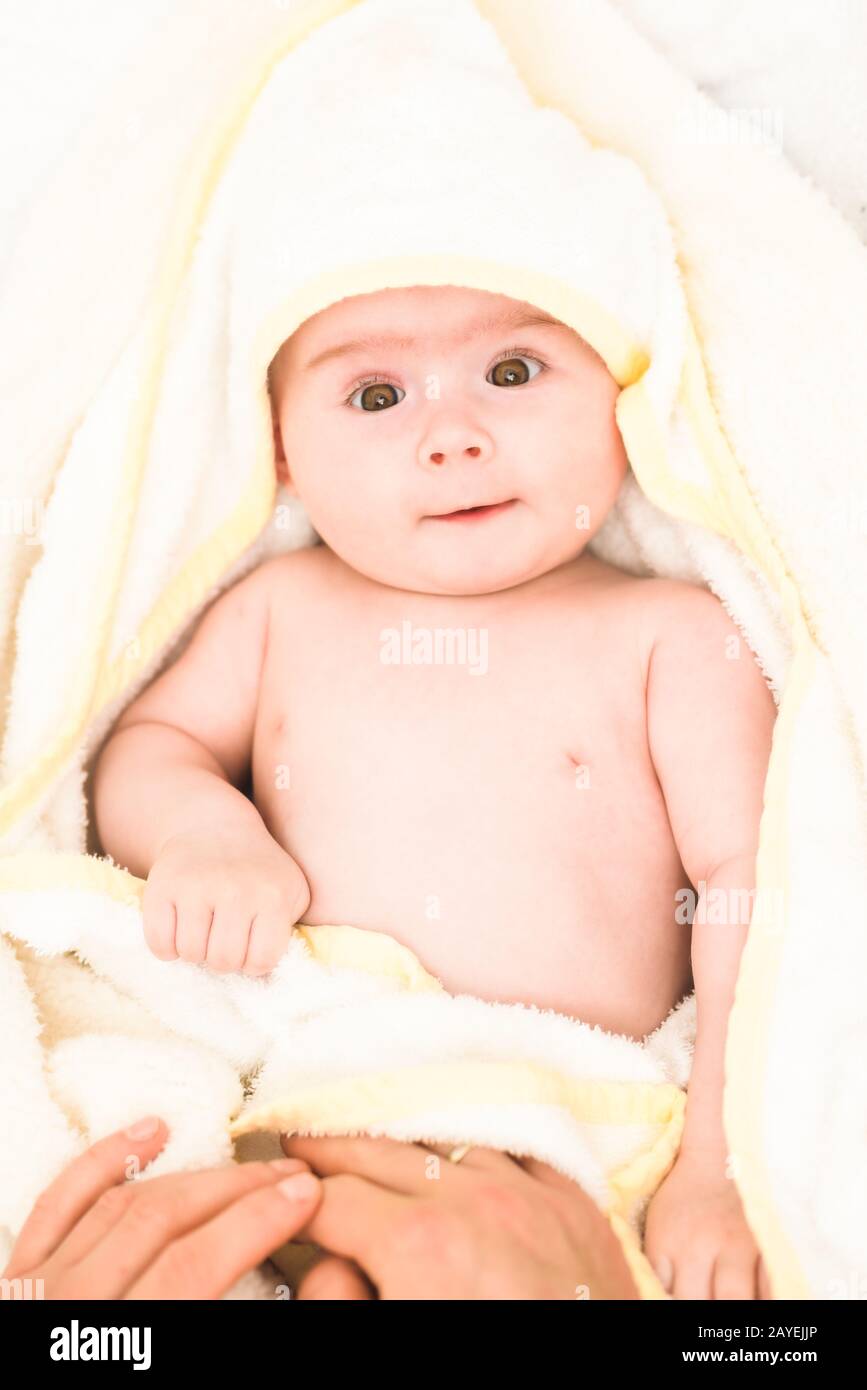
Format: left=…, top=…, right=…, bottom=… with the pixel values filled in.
left=91, top=283, right=777, bottom=1300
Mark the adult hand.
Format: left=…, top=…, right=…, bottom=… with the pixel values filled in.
left=280, top=1134, right=639, bottom=1300
left=3, top=1117, right=321, bottom=1299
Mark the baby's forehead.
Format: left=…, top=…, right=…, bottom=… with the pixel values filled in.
left=303, top=284, right=511, bottom=331
left=271, top=284, right=562, bottom=377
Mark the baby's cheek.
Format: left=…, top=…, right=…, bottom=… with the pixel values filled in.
left=586, top=432, right=629, bottom=504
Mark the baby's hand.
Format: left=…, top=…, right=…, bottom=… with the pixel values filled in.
left=142, top=828, right=311, bottom=977
left=643, top=1147, right=770, bottom=1299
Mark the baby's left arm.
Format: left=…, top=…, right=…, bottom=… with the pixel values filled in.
left=644, top=583, right=777, bottom=1161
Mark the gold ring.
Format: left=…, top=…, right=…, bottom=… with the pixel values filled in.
left=447, top=1143, right=472, bottom=1165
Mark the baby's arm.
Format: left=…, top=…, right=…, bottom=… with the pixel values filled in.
left=92, top=558, right=309, bottom=974
left=642, top=583, right=777, bottom=1297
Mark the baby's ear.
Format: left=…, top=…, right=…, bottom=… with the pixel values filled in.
left=273, top=442, right=297, bottom=496
left=269, top=388, right=296, bottom=493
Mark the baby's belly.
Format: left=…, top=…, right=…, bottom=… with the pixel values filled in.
left=254, top=733, right=693, bottom=1040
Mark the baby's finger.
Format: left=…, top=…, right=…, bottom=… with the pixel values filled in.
left=141, top=888, right=178, bottom=961
left=672, top=1253, right=715, bottom=1300
left=295, top=1254, right=375, bottom=1300
left=2, top=1118, right=169, bottom=1278
left=175, top=899, right=214, bottom=964
left=757, top=1254, right=773, bottom=1300
left=648, top=1252, right=674, bottom=1293
left=205, top=908, right=250, bottom=974
left=713, top=1248, right=759, bottom=1300
left=243, top=912, right=292, bottom=976
left=283, top=860, right=312, bottom=922
left=127, top=1171, right=323, bottom=1300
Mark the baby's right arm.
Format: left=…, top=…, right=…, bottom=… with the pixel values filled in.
left=91, top=558, right=310, bottom=975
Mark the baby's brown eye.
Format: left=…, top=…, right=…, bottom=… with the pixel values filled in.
left=487, top=356, right=542, bottom=388
left=349, top=381, right=405, bottom=411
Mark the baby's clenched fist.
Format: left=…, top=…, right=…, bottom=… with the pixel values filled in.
left=142, top=827, right=311, bottom=976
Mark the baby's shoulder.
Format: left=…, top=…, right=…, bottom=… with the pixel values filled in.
left=630, top=574, right=737, bottom=641
left=255, top=543, right=361, bottom=641
left=570, top=556, right=730, bottom=630
left=620, top=572, right=736, bottom=658
left=579, top=563, right=741, bottom=672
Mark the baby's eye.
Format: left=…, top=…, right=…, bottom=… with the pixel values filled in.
left=486, top=354, right=544, bottom=388
left=348, top=379, right=406, bottom=411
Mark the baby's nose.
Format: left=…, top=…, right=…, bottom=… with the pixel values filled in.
left=419, top=412, right=495, bottom=470
left=428, top=443, right=483, bottom=466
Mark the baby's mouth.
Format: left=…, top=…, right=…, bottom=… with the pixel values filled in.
left=427, top=499, right=518, bottom=523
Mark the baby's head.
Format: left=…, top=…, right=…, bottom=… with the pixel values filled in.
left=268, top=285, right=627, bottom=596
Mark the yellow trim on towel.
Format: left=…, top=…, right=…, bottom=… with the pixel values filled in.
left=229, top=1060, right=685, bottom=1142
left=0, top=850, right=144, bottom=901
left=294, top=923, right=444, bottom=992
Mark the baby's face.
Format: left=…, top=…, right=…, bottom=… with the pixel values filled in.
left=269, top=285, right=628, bottom=596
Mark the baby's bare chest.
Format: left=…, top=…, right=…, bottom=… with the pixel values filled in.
left=253, top=587, right=680, bottom=913
left=258, top=594, right=644, bottom=823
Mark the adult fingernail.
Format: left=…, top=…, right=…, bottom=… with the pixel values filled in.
left=277, top=1172, right=320, bottom=1202
left=124, top=1116, right=162, bottom=1140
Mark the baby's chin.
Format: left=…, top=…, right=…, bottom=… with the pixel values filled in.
left=348, top=542, right=558, bottom=598
left=406, top=520, right=569, bottom=596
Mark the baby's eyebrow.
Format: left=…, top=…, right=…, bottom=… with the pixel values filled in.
left=301, top=309, right=567, bottom=373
